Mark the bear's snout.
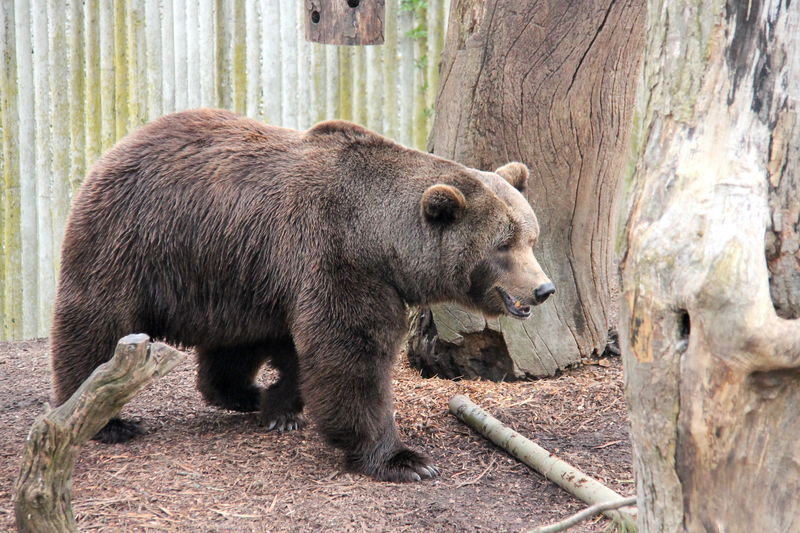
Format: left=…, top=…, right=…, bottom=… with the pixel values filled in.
left=533, top=282, right=556, bottom=304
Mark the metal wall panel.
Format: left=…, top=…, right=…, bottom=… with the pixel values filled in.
left=0, top=0, right=450, bottom=340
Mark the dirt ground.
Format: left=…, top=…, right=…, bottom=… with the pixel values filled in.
left=0, top=339, right=632, bottom=532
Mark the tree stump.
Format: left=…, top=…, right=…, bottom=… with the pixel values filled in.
left=14, top=334, right=184, bottom=533
left=407, top=0, right=645, bottom=379
left=619, top=0, right=800, bottom=530
left=305, top=0, right=385, bottom=46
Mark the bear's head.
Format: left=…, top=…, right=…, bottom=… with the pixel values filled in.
left=420, top=162, right=555, bottom=319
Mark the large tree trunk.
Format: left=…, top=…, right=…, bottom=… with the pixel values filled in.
left=407, top=0, right=645, bottom=379
left=619, top=1, right=800, bottom=531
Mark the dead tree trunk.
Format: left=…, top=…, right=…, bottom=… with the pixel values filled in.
left=14, top=335, right=183, bottom=533
left=619, top=1, right=800, bottom=531
left=407, top=0, right=645, bottom=379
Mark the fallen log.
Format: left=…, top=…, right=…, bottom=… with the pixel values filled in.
left=448, top=394, right=636, bottom=530
left=14, top=334, right=184, bottom=533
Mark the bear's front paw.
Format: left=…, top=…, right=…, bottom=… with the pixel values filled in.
left=354, top=448, right=440, bottom=482
left=92, top=417, right=145, bottom=443
left=260, top=411, right=307, bottom=432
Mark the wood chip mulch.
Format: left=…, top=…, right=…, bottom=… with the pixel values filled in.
left=0, top=339, right=632, bottom=532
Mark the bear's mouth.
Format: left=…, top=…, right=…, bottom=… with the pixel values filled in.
left=496, top=287, right=532, bottom=319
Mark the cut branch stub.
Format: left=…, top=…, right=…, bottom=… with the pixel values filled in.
left=305, top=0, right=385, bottom=46
left=14, top=334, right=184, bottom=533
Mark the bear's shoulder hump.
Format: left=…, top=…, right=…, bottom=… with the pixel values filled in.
left=306, top=120, right=379, bottom=142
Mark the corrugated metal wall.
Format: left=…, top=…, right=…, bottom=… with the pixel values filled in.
left=0, top=0, right=450, bottom=340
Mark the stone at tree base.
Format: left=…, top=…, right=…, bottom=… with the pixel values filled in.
left=407, top=306, right=581, bottom=380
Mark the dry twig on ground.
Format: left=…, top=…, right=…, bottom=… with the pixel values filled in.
left=530, top=496, right=637, bottom=533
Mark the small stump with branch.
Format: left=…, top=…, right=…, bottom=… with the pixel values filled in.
left=14, top=334, right=184, bottom=533
left=305, top=0, right=385, bottom=46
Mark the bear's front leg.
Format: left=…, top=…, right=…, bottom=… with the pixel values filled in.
left=293, top=318, right=439, bottom=482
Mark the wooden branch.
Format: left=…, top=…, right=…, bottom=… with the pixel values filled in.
left=14, top=334, right=184, bottom=533
left=448, top=395, right=637, bottom=529
left=305, top=0, right=385, bottom=46
left=529, top=496, right=637, bottom=533
left=745, top=318, right=800, bottom=372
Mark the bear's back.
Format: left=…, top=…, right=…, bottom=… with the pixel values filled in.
left=59, top=110, right=314, bottom=345
left=87, top=109, right=302, bottom=191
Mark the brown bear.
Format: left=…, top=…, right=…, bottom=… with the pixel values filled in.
left=50, top=109, right=554, bottom=482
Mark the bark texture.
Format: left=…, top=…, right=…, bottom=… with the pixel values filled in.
left=766, top=91, right=800, bottom=319
left=407, top=0, right=645, bottom=379
left=14, top=335, right=183, bottom=533
left=619, top=1, right=800, bottom=531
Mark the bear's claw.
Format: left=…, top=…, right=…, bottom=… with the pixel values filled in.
left=261, top=412, right=307, bottom=432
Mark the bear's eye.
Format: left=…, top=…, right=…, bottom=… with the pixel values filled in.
left=497, top=241, right=512, bottom=252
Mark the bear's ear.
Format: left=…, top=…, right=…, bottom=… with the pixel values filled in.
left=495, top=162, right=529, bottom=192
left=421, top=184, right=466, bottom=224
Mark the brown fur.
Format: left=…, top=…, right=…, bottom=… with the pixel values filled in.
left=50, top=109, right=553, bottom=482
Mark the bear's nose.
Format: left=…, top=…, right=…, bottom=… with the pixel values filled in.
left=534, top=282, right=556, bottom=303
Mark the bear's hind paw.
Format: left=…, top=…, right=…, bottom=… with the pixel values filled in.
left=92, top=417, right=145, bottom=443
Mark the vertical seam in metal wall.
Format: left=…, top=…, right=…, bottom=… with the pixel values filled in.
left=1, top=0, right=21, bottom=338
left=161, top=0, right=176, bottom=113
left=295, top=2, right=309, bottom=129
left=175, top=0, right=189, bottom=110
left=32, top=0, right=51, bottom=337
left=68, top=0, right=86, bottom=197
left=48, top=0, right=70, bottom=294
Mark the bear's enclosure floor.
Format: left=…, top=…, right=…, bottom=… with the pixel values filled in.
left=0, top=339, right=632, bottom=532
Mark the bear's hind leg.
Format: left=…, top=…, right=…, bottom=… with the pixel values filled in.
left=51, top=305, right=144, bottom=443
left=261, top=339, right=306, bottom=431
left=94, top=418, right=145, bottom=443
left=196, top=344, right=268, bottom=412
